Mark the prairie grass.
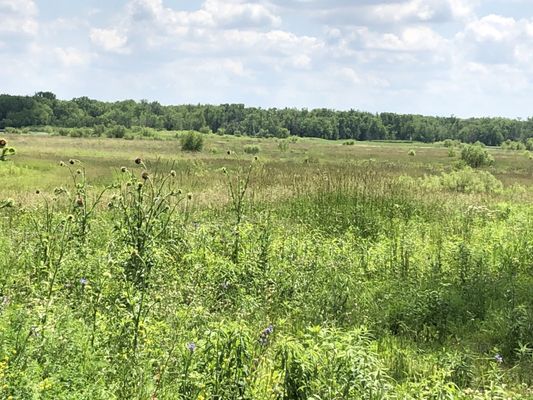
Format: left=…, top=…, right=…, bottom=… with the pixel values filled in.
left=0, top=134, right=533, bottom=398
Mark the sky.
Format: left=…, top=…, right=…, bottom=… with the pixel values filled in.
left=0, top=0, right=532, bottom=118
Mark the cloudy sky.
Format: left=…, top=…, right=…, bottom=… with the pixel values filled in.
left=1, top=0, right=532, bottom=117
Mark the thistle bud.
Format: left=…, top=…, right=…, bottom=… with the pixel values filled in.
left=0, top=138, right=7, bottom=148
left=141, top=171, right=149, bottom=180
left=135, top=157, right=142, bottom=165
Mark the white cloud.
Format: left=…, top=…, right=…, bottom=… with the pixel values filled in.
left=0, top=0, right=38, bottom=36
left=54, top=47, right=91, bottom=67
left=90, top=28, right=129, bottom=53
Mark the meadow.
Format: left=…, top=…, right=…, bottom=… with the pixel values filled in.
left=1, top=132, right=533, bottom=399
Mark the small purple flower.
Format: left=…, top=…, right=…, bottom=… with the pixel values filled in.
left=80, top=278, right=88, bottom=286
left=187, top=342, right=196, bottom=353
left=494, top=354, right=503, bottom=363
left=262, top=324, right=274, bottom=336
left=259, top=324, right=274, bottom=346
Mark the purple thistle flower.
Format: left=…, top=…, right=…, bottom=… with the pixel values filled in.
left=80, top=277, right=88, bottom=286
left=494, top=354, right=503, bottom=363
left=187, top=342, right=196, bottom=353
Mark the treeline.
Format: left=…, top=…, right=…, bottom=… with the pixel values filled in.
left=1, top=92, right=532, bottom=145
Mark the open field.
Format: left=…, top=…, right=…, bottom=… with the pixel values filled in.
left=1, top=133, right=533, bottom=399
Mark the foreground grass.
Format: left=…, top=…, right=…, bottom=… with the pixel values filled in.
left=1, top=134, right=533, bottom=399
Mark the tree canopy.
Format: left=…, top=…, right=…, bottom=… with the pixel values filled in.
left=1, top=92, right=532, bottom=145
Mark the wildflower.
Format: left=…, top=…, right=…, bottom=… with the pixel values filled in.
left=187, top=193, right=193, bottom=200
left=263, top=324, right=274, bottom=336
left=186, top=342, right=196, bottom=353
left=59, top=161, right=66, bottom=167
left=80, top=277, right=88, bottom=286
left=141, top=171, right=149, bottom=180
left=121, top=166, right=128, bottom=173
left=170, top=170, right=176, bottom=177
left=75, top=197, right=84, bottom=207
left=137, top=182, right=144, bottom=190
left=35, top=190, right=40, bottom=195
left=69, top=159, right=75, bottom=165
left=76, top=169, right=82, bottom=175
left=494, top=354, right=503, bottom=363
left=0, top=138, right=6, bottom=148
left=135, top=157, right=142, bottom=165
left=66, top=215, right=74, bottom=222
left=227, top=150, right=231, bottom=155
left=259, top=324, right=274, bottom=346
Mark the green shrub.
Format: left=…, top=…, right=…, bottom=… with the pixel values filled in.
left=502, top=140, right=526, bottom=151
left=443, top=139, right=454, bottom=148
left=180, top=131, right=204, bottom=152
left=4, top=127, right=21, bottom=134
left=243, top=145, right=260, bottom=155
left=199, top=126, right=212, bottom=134
left=278, top=140, right=289, bottom=152
left=106, top=125, right=127, bottom=139
left=420, top=167, right=503, bottom=194
left=343, top=140, right=355, bottom=146
left=461, top=143, right=494, bottom=168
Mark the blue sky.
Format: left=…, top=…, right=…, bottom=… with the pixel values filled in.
left=1, top=0, right=532, bottom=118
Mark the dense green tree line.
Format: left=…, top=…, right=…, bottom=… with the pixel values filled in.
left=1, top=92, right=532, bottom=145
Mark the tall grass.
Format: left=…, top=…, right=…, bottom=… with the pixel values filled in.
left=0, top=151, right=532, bottom=398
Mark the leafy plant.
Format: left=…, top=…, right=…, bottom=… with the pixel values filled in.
left=180, top=131, right=204, bottom=152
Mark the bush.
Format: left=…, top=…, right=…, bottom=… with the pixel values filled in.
left=278, top=140, right=289, bottom=152
left=243, top=145, right=260, bottom=155
left=343, top=140, right=355, bottom=146
left=106, top=125, right=127, bottom=139
left=461, top=144, right=494, bottom=168
left=180, top=131, right=204, bottom=152
left=4, top=127, right=22, bottom=135
left=199, top=126, right=212, bottom=134
left=502, top=140, right=526, bottom=151
left=420, top=167, right=503, bottom=194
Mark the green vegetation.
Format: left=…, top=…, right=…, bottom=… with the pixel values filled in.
left=1, top=134, right=533, bottom=398
left=180, top=131, right=204, bottom=152
left=243, top=144, right=260, bottom=155
left=461, top=143, right=494, bottom=168
left=3, top=92, right=533, bottom=144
